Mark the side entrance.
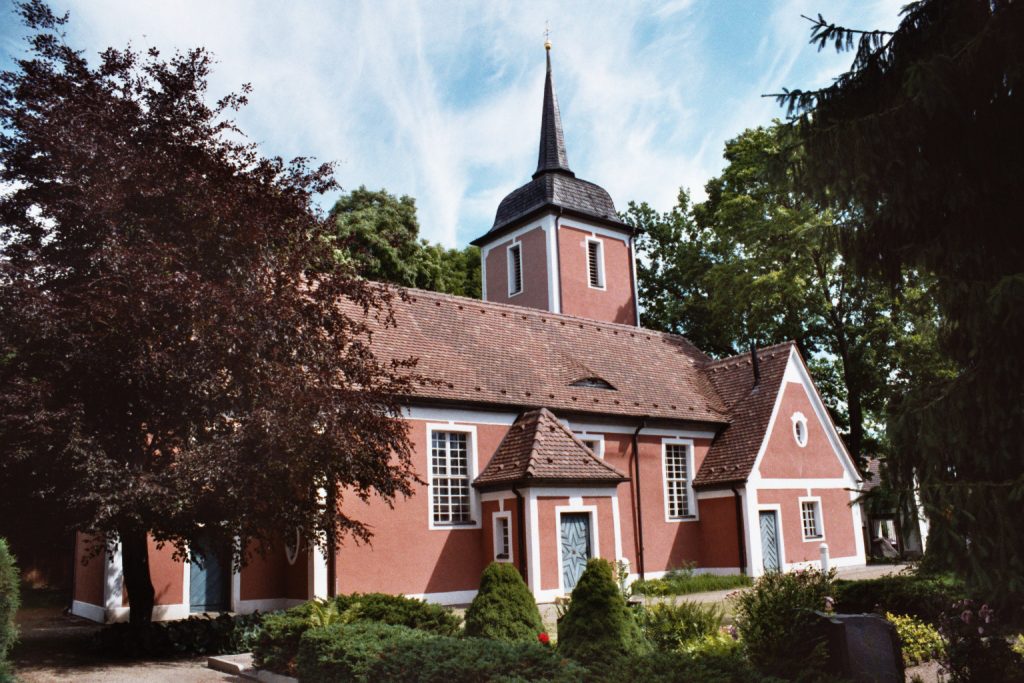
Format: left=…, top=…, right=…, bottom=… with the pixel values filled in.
left=189, top=533, right=231, bottom=613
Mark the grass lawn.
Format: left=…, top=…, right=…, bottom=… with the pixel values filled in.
left=631, top=570, right=752, bottom=597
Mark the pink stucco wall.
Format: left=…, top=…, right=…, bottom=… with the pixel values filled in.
left=758, top=488, right=858, bottom=563
left=557, top=223, right=635, bottom=325
left=536, top=495, right=617, bottom=592
left=483, top=226, right=549, bottom=311
left=758, top=381, right=845, bottom=479
left=73, top=532, right=105, bottom=607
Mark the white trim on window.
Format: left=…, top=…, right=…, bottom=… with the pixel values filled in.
left=492, top=511, right=513, bottom=562
left=799, top=496, right=825, bottom=541
left=507, top=242, right=523, bottom=297
left=661, top=438, right=697, bottom=522
left=574, top=432, right=605, bottom=459
left=426, top=423, right=481, bottom=530
left=792, top=411, right=808, bottom=448
left=586, top=237, right=605, bottom=290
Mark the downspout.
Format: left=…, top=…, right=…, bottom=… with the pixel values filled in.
left=512, top=485, right=528, bottom=582
left=554, top=208, right=564, bottom=314
left=628, top=233, right=641, bottom=327
left=731, top=486, right=748, bottom=574
left=631, top=417, right=649, bottom=579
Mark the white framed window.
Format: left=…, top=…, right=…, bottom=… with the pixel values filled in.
left=792, top=412, right=808, bottom=448
left=493, top=512, right=512, bottom=562
left=586, top=238, right=605, bottom=289
left=662, top=439, right=696, bottom=521
left=800, top=497, right=824, bottom=540
left=427, top=425, right=479, bottom=528
left=575, top=433, right=604, bottom=459
left=507, top=243, right=523, bottom=296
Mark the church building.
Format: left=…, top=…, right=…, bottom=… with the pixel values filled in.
left=71, top=45, right=865, bottom=622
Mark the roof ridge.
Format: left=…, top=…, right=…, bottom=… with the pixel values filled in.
left=705, top=341, right=796, bottom=367
left=384, top=283, right=712, bottom=362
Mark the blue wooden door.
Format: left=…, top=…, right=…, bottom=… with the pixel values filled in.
left=560, top=513, right=592, bottom=592
left=759, top=511, right=781, bottom=572
left=189, top=533, right=230, bottom=613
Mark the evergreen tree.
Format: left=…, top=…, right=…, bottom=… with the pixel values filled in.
left=778, top=0, right=1024, bottom=602
left=464, top=562, right=544, bottom=642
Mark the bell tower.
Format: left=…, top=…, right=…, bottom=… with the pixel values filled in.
left=471, top=42, right=639, bottom=326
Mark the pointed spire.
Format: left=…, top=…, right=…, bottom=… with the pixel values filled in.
left=534, top=41, right=574, bottom=179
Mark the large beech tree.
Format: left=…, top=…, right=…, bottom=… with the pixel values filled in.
left=0, top=2, right=419, bottom=625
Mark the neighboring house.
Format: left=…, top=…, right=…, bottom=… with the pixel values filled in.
left=71, top=45, right=865, bottom=623
left=860, top=456, right=929, bottom=559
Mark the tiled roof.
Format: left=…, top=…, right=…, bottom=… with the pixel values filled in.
left=693, top=343, right=794, bottom=486
left=474, top=408, right=627, bottom=489
left=344, top=287, right=731, bottom=423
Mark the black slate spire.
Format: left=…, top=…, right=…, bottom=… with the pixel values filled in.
left=534, top=46, right=574, bottom=179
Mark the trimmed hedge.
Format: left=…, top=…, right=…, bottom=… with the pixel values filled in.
left=557, top=558, right=648, bottom=667
left=368, top=634, right=586, bottom=682
left=465, top=562, right=544, bottom=642
left=253, top=593, right=461, bottom=675
left=296, top=622, right=430, bottom=682
left=833, top=575, right=962, bottom=623
left=602, top=647, right=777, bottom=683
left=0, top=539, right=19, bottom=683
left=95, top=612, right=263, bottom=659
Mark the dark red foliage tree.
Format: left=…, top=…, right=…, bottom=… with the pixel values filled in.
left=0, top=1, right=418, bottom=625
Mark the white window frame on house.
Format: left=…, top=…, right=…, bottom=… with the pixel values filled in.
left=662, top=438, right=697, bottom=522
left=492, top=511, right=513, bottom=562
left=792, top=411, right=808, bottom=448
left=426, top=423, right=481, bottom=530
left=586, top=237, right=605, bottom=290
left=507, top=242, right=523, bottom=297
left=799, top=496, right=825, bottom=541
left=574, top=432, right=605, bottom=459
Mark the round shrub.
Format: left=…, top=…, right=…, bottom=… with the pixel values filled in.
left=465, top=562, right=544, bottom=642
left=557, top=558, right=648, bottom=667
left=296, top=621, right=429, bottom=683
left=0, top=539, right=19, bottom=683
left=734, top=568, right=834, bottom=680
left=332, top=592, right=461, bottom=636
left=368, top=633, right=586, bottom=682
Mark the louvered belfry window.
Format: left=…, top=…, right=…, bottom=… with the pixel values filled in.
left=587, top=239, right=604, bottom=288
left=432, top=431, right=472, bottom=525
left=508, top=243, right=523, bottom=296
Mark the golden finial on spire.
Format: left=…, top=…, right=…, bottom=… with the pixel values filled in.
left=544, top=21, right=552, bottom=51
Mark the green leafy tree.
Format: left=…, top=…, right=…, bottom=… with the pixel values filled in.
left=328, top=187, right=481, bottom=298
left=0, top=539, right=18, bottom=683
left=778, top=1, right=1024, bottom=602
left=464, top=562, right=544, bottom=642
left=628, top=124, right=945, bottom=466
left=0, top=2, right=419, bottom=625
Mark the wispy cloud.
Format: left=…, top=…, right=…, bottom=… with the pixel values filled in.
left=0, top=0, right=906, bottom=246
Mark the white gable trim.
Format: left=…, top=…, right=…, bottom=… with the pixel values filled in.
left=748, top=346, right=861, bottom=486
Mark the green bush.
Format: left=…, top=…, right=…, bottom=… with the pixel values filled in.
left=557, top=558, right=648, bottom=667
left=885, top=612, right=944, bottom=666
left=369, top=634, right=586, bottom=682
left=833, top=574, right=962, bottom=623
left=0, top=539, right=19, bottom=683
left=465, top=562, right=544, bottom=642
left=253, top=593, right=461, bottom=674
left=632, top=565, right=752, bottom=597
left=95, top=612, right=263, bottom=659
left=937, top=600, right=1024, bottom=683
left=735, top=568, right=834, bottom=680
left=602, top=642, right=774, bottom=683
left=637, top=600, right=724, bottom=652
left=332, top=592, right=461, bottom=636
left=296, top=621, right=429, bottom=682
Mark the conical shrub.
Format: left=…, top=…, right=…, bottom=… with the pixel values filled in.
left=464, top=562, right=544, bottom=642
left=557, top=558, right=647, bottom=667
left=0, top=538, right=20, bottom=683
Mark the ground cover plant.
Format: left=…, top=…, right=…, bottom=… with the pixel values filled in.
left=464, top=561, right=545, bottom=642
left=885, top=612, right=943, bottom=666
left=557, top=558, right=648, bottom=668
left=735, top=568, right=835, bottom=680
left=0, top=539, right=19, bottom=683
left=631, top=564, right=752, bottom=597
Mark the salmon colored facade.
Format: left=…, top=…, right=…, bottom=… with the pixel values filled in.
left=70, top=45, right=865, bottom=622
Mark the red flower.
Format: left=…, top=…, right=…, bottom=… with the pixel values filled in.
left=538, top=632, right=550, bottom=645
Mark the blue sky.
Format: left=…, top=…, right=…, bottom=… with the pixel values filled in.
left=0, top=0, right=904, bottom=248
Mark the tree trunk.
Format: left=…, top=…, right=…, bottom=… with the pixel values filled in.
left=121, top=527, right=155, bottom=627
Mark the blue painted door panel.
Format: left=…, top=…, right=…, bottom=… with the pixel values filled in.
left=189, top=533, right=230, bottom=613
left=759, top=511, right=781, bottom=572
left=560, top=513, right=592, bottom=592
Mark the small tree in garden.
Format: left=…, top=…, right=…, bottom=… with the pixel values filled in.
left=464, top=562, right=544, bottom=642
left=0, top=539, right=19, bottom=683
left=735, top=568, right=835, bottom=679
left=557, top=558, right=647, bottom=667
left=0, top=2, right=419, bottom=627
